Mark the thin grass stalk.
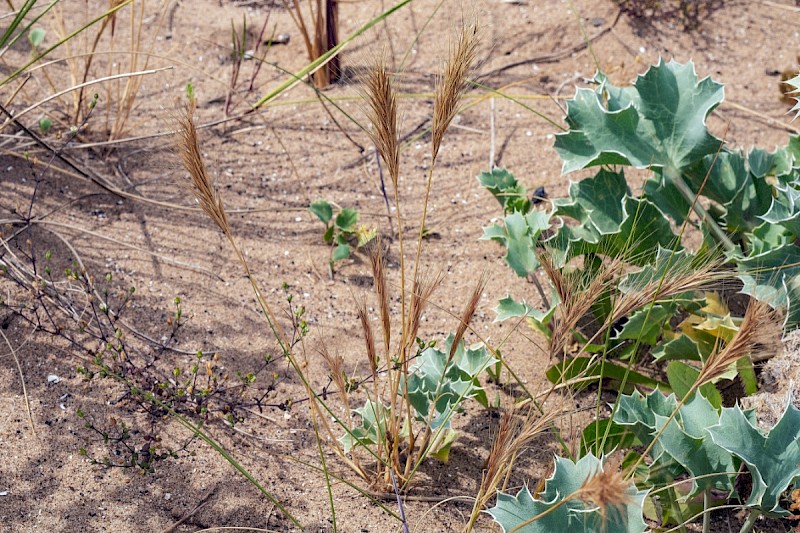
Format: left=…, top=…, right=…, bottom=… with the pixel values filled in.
left=408, top=25, right=477, bottom=372
left=449, top=272, right=487, bottom=361
left=177, top=97, right=381, bottom=483
left=407, top=274, right=484, bottom=474
left=309, top=399, right=338, bottom=532
left=369, top=238, right=392, bottom=356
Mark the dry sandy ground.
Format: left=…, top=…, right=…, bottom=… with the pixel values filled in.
left=1, top=0, right=799, bottom=531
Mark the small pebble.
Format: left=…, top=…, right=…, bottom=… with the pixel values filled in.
left=47, top=375, right=60, bottom=384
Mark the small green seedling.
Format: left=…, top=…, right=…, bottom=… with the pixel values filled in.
left=309, top=199, right=375, bottom=273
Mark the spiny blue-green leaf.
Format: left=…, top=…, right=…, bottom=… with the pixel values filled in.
left=339, top=400, right=387, bottom=453
left=404, top=334, right=497, bottom=430
left=478, top=167, right=530, bottom=214
left=707, top=403, right=800, bottom=516
left=645, top=151, right=774, bottom=238
left=748, top=146, right=794, bottom=179
left=737, top=242, right=800, bottom=327
left=614, top=389, right=678, bottom=451
left=786, top=72, right=800, bottom=121
left=549, top=169, right=680, bottom=266
left=653, top=394, right=736, bottom=498
left=760, top=181, right=800, bottom=236
left=487, top=453, right=648, bottom=533
left=748, top=222, right=794, bottom=256
left=481, top=210, right=551, bottom=277
left=555, top=59, right=724, bottom=175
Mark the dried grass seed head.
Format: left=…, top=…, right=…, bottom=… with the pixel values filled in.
left=698, top=298, right=783, bottom=385
left=366, top=64, right=400, bottom=188
left=449, top=273, right=487, bottom=361
left=432, top=24, right=479, bottom=159
left=368, top=236, right=391, bottom=354
left=177, top=100, right=230, bottom=236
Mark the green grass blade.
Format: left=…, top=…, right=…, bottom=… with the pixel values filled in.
left=0, top=0, right=39, bottom=49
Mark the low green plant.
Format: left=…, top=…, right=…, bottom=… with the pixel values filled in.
left=309, top=198, right=375, bottom=273
left=478, top=58, right=799, bottom=530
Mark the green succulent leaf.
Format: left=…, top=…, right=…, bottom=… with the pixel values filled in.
left=579, top=419, right=639, bottom=457
left=612, top=303, right=675, bottom=345
left=651, top=334, right=703, bottom=362
left=545, top=356, right=665, bottom=392
left=309, top=199, right=333, bottom=223
left=335, top=208, right=359, bottom=231
left=481, top=210, right=551, bottom=277
left=28, top=27, right=45, bottom=48
left=707, top=403, right=800, bottom=516
left=665, top=360, right=722, bottom=409
left=403, top=334, right=497, bottom=430
left=478, top=167, right=531, bottom=214
left=555, top=59, right=724, bottom=175
left=487, top=453, right=648, bottom=533
left=331, top=243, right=351, bottom=262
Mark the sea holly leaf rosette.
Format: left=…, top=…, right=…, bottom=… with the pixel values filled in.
left=487, top=453, right=648, bottom=533
left=551, top=58, right=800, bottom=328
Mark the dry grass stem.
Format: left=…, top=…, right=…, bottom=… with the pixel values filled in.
left=432, top=24, right=478, bottom=159
left=369, top=237, right=392, bottom=355
left=366, top=64, right=400, bottom=187
left=177, top=100, right=231, bottom=236
left=697, top=299, right=783, bottom=386
left=449, top=273, right=487, bottom=361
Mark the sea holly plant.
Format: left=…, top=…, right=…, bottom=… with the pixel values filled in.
left=609, top=389, right=800, bottom=530
left=309, top=199, right=376, bottom=273
left=480, top=59, right=800, bottom=377
left=342, top=335, right=497, bottom=463
left=487, top=453, right=649, bottom=533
